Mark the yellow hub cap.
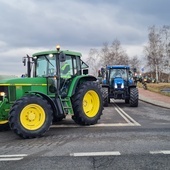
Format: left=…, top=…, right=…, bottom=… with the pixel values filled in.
left=83, top=90, right=100, bottom=118
left=20, top=104, right=46, bottom=130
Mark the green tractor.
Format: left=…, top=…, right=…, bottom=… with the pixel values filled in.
left=0, top=45, right=103, bottom=138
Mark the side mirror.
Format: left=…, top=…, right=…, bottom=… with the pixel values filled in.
left=59, top=52, right=66, bottom=62
left=101, top=67, right=105, bottom=78
left=83, top=69, right=88, bottom=75
left=22, top=57, right=26, bottom=66
left=133, top=68, right=137, bottom=73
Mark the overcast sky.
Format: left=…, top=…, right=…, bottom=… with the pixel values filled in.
left=0, top=0, right=169, bottom=76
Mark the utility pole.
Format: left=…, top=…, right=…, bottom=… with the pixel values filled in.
left=168, top=43, right=170, bottom=83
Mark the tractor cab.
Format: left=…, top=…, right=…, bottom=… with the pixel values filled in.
left=108, top=66, right=129, bottom=87
left=23, top=46, right=89, bottom=79
left=23, top=46, right=89, bottom=96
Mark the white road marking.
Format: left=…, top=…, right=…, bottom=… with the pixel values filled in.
left=51, top=123, right=139, bottom=128
left=51, top=99, right=140, bottom=128
left=0, top=158, right=23, bottom=161
left=113, top=101, right=141, bottom=126
left=0, top=154, right=27, bottom=157
left=0, top=154, right=27, bottom=161
left=70, top=151, right=121, bottom=157
left=150, top=150, right=170, bottom=155
left=114, top=107, right=132, bottom=123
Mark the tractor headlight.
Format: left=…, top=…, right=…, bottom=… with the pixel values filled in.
left=49, top=54, right=54, bottom=58
left=0, top=92, right=5, bottom=96
left=33, top=56, right=37, bottom=60
left=114, top=84, right=118, bottom=88
left=121, top=84, right=124, bottom=88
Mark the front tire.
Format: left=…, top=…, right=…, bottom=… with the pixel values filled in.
left=125, top=99, right=129, bottom=104
left=71, top=81, right=103, bottom=125
left=9, top=95, right=53, bottom=139
left=102, top=88, right=108, bottom=107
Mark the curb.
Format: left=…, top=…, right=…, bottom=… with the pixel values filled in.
left=139, top=97, right=170, bottom=109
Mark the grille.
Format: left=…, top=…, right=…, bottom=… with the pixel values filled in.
left=117, top=84, right=122, bottom=88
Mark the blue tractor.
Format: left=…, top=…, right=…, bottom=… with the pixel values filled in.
left=100, top=65, right=138, bottom=107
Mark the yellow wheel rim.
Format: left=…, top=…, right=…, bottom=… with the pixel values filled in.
left=83, top=90, right=100, bottom=118
left=20, top=104, right=46, bottom=130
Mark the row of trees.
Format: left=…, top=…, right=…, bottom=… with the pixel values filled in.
left=85, top=39, right=140, bottom=77
left=85, top=25, right=170, bottom=82
left=144, top=25, right=170, bottom=82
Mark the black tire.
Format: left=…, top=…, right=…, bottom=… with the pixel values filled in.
left=108, top=97, right=111, bottom=104
left=102, top=88, right=108, bottom=107
left=129, top=88, right=138, bottom=107
left=53, top=115, right=65, bottom=122
left=71, top=81, right=103, bottom=125
left=125, top=99, right=129, bottom=104
left=9, top=95, right=53, bottom=139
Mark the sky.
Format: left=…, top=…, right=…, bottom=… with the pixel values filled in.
left=0, top=0, right=169, bottom=76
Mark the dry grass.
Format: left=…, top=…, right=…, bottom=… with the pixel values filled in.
left=138, top=83, right=170, bottom=97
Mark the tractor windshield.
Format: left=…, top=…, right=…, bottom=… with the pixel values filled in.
left=36, top=54, right=56, bottom=77
left=110, top=69, right=127, bottom=80
left=35, top=53, right=85, bottom=78
left=60, top=55, right=77, bottom=79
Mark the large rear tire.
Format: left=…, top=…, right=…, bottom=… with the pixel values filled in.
left=9, top=95, right=53, bottom=139
left=71, top=81, right=103, bottom=125
left=129, top=88, right=138, bottom=107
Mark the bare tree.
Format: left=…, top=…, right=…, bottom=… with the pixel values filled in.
left=85, top=48, right=101, bottom=77
left=100, top=42, right=111, bottom=66
left=161, top=25, right=170, bottom=82
left=129, top=55, right=140, bottom=72
left=87, top=39, right=130, bottom=77
left=100, top=39, right=129, bottom=66
left=144, top=25, right=164, bottom=82
left=110, top=39, right=129, bottom=65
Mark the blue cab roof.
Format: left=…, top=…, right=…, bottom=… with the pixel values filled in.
left=106, top=65, right=130, bottom=69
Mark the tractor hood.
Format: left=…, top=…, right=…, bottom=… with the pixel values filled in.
left=0, top=77, right=47, bottom=85
left=113, top=77, right=124, bottom=89
left=114, top=77, right=124, bottom=84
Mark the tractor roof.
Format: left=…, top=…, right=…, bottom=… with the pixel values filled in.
left=32, top=50, right=82, bottom=57
left=106, top=65, right=130, bottom=69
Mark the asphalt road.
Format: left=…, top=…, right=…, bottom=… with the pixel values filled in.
left=0, top=100, right=170, bottom=170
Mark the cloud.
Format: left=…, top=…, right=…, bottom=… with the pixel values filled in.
left=0, top=0, right=169, bottom=75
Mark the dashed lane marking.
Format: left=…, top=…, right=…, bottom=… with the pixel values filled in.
left=150, top=150, right=170, bottom=155
left=71, top=151, right=170, bottom=157
left=70, top=151, right=121, bottom=157
left=0, top=154, right=27, bottom=161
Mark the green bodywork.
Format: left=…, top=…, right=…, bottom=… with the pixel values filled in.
left=0, top=49, right=96, bottom=124
left=0, top=77, right=46, bottom=121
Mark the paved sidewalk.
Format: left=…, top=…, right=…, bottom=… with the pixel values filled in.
left=138, top=88, right=170, bottom=109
